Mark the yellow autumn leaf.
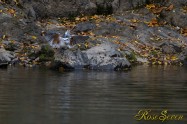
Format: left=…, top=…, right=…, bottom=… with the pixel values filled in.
left=131, top=19, right=139, bottom=23
left=88, top=31, right=95, bottom=36
left=179, top=62, right=183, bottom=66
left=91, top=15, right=99, bottom=19
left=32, top=36, right=37, bottom=40
left=164, top=62, right=168, bottom=65
left=146, top=4, right=156, bottom=9
left=171, top=56, right=177, bottom=61
left=47, top=21, right=52, bottom=24
left=134, top=40, right=138, bottom=43
left=2, top=35, right=6, bottom=39
left=75, top=17, right=80, bottom=21
left=7, top=9, right=16, bottom=15
left=80, top=17, right=87, bottom=21
left=96, top=23, right=100, bottom=27
left=117, top=48, right=121, bottom=51
left=10, top=40, right=15, bottom=43
left=158, top=61, right=162, bottom=65
left=31, top=46, right=35, bottom=49
left=152, top=61, right=156, bottom=65
left=84, top=43, right=88, bottom=48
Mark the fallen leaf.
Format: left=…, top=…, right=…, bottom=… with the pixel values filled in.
left=84, top=43, right=89, bottom=48
left=166, top=4, right=174, bottom=11
left=171, top=56, right=177, bottom=61
left=131, top=19, right=139, bottom=23
left=152, top=7, right=165, bottom=14
left=182, top=6, right=187, bottom=13
left=146, top=4, right=156, bottom=9
left=2, top=35, right=6, bottom=39
left=181, top=27, right=187, bottom=36
left=32, top=36, right=37, bottom=40
left=134, top=40, right=138, bottom=43
left=117, top=48, right=121, bottom=51
left=91, top=15, right=99, bottom=20
left=75, top=17, right=80, bottom=21
left=158, top=61, right=162, bottom=65
left=148, top=18, right=159, bottom=27
left=164, top=62, right=168, bottom=65
left=7, top=9, right=16, bottom=15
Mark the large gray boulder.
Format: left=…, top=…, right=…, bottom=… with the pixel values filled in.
left=0, top=48, right=14, bottom=67
left=3, top=0, right=187, bottom=30
left=12, top=0, right=167, bottom=18
left=54, top=42, right=131, bottom=70
left=0, top=4, right=42, bottom=43
left=84, top=42, right=131, bottom=70
left=73, top=22, right=96, bottom=33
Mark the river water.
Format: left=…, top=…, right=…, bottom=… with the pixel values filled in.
left=0, top=66, right=186, bottom=124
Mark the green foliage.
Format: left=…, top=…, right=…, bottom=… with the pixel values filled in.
left=29, top=45, right=54, bottom=62
left=150, top=50, right=158, bottom=56
left=126, top=52, right=137, bottom=63
left=40, top=45, right=54, bottom=57
left=185, top=56, right=187, bottom=61
left=67, top=13, right=78, bottom=21
left=4, top=42, right=16, bottom=51
left=37, top=45, right=54, bottom=61
left=39, top=54, right=53, bottom=61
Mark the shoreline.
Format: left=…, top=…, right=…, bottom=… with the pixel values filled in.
left=0, top=1, right=186, bottom=71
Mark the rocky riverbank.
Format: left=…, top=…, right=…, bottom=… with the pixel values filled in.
left=0, top=0, right=186, bottom=70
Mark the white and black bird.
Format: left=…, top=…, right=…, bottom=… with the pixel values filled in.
left=44, top=30, right=72, bottom=49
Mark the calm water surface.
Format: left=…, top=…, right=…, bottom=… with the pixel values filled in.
left=0, top=66, right=186, bottom=124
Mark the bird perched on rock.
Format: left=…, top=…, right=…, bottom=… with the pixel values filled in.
left=44, top=30, right=72, bottom=49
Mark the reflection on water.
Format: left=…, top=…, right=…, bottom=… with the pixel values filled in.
left=0, top=66, right=186, bottom=124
